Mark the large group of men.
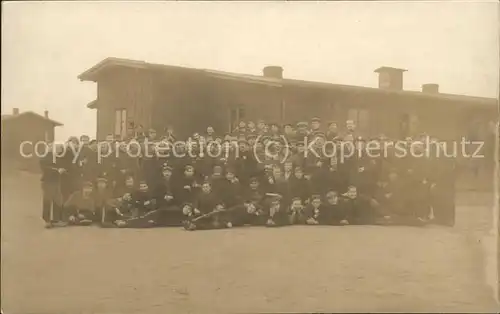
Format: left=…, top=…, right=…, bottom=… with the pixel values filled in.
left=40, top=117, right=456, bottom=230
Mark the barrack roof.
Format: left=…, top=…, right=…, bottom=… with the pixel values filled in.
left=78, top=57, right=497, bottom=107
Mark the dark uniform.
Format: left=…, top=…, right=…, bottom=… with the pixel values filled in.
left=339, top=187, right=374, bottom=225
left=326, top=121, right=339, bottom=141
left=79, top=144, right=99, bottom=184
left=59, top=144, right=80, bottom=202
left=321, top=191, right=346, bottom=225
left=288, top=197, right=307, bottom=225
left=289, top=167, right=310, bottom=204
left=303, top=195, right=325, bottom=225
left=40, top=151, right=65, bottom=225
left=264, top=194, right=288, bottom=227
left=115, top=182, right=160, bottom=228
left=173, top=165, right=200, bottom=205
left=93, top=177, right=114, bottom=225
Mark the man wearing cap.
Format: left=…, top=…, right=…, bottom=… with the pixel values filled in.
left=93, top=176, right=116, bottom=225
left=246, top=133, right=258, bottom=148
left=156, top=165, right=183, bottom=226
left=77, top=135, right=92, bottom=178
left=174, top=164, right=200, bottom=205
left=241, top=139, right=259, bottom=182
left=310, top=117, right=321, bottom=133
left=295, top=121, right=310, bottom=142
left=326, top=122, right=339, bottom=141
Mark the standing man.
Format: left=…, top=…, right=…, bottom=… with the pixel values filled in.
left=295, top=121, right=310, bottom=143
left=309, top=117, right=322, bottom=137
left=40, top=144, right=66, bottom=228
left=205, top=126, right=216, bottom=142
left=326, top=122, right=339, bottom=141
left=59, top=137, right=80, bottom=203
left=343, top=119, right=357, bottom=141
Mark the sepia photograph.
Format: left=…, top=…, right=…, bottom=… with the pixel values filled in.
left=1, top=1, right=499, bottom=313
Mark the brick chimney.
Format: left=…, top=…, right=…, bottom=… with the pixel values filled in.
left=12, top=108, right=19, bottom=115
left=422, top=83, right=439, bottom=94
left=374, top=66, right=407, bottom=90
left=44, top=110, right=49, bottom=118
left=263, top=66, right=283, bottom=79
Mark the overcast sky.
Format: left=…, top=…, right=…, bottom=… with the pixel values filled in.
left=2, top=1, right=498, bottom=140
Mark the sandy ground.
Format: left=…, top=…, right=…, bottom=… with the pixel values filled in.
left=1, top=172, right=498, bottom=313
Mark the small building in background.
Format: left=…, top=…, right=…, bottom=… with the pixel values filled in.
left=1, top=108, right=63, bottom=172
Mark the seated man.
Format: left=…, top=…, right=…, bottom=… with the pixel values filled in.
left=183, top=202, right=232, bottom=231
left=93, top=177, right=114, bottom=226
left=229, top=201, right=266, bottom=227
left=339, top=185, right=374, bottom=225
left=114, top=181, right=160, bottom=228
left=155, top=165, right=182, bottom=226
left=65, top=181, right=98, bottom=226
left=289, top=166, right=310, bottom=205
left=322, top=190, right=347, bottom=225
left=104, top=175, right=136, bottom=225
left=219, top=168, right=243, bottom=209
left=264, top=194, right=288, bottom=227
left=196, top=181, right=220, bottom=214
left=304, top=195, right=330, bottom=225
left=288, top=197, right=307, bottom=225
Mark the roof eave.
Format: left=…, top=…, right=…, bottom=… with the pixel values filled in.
left=86, top=100, right=98, bottom=109
left=77, top=57, right=150, bottom=82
